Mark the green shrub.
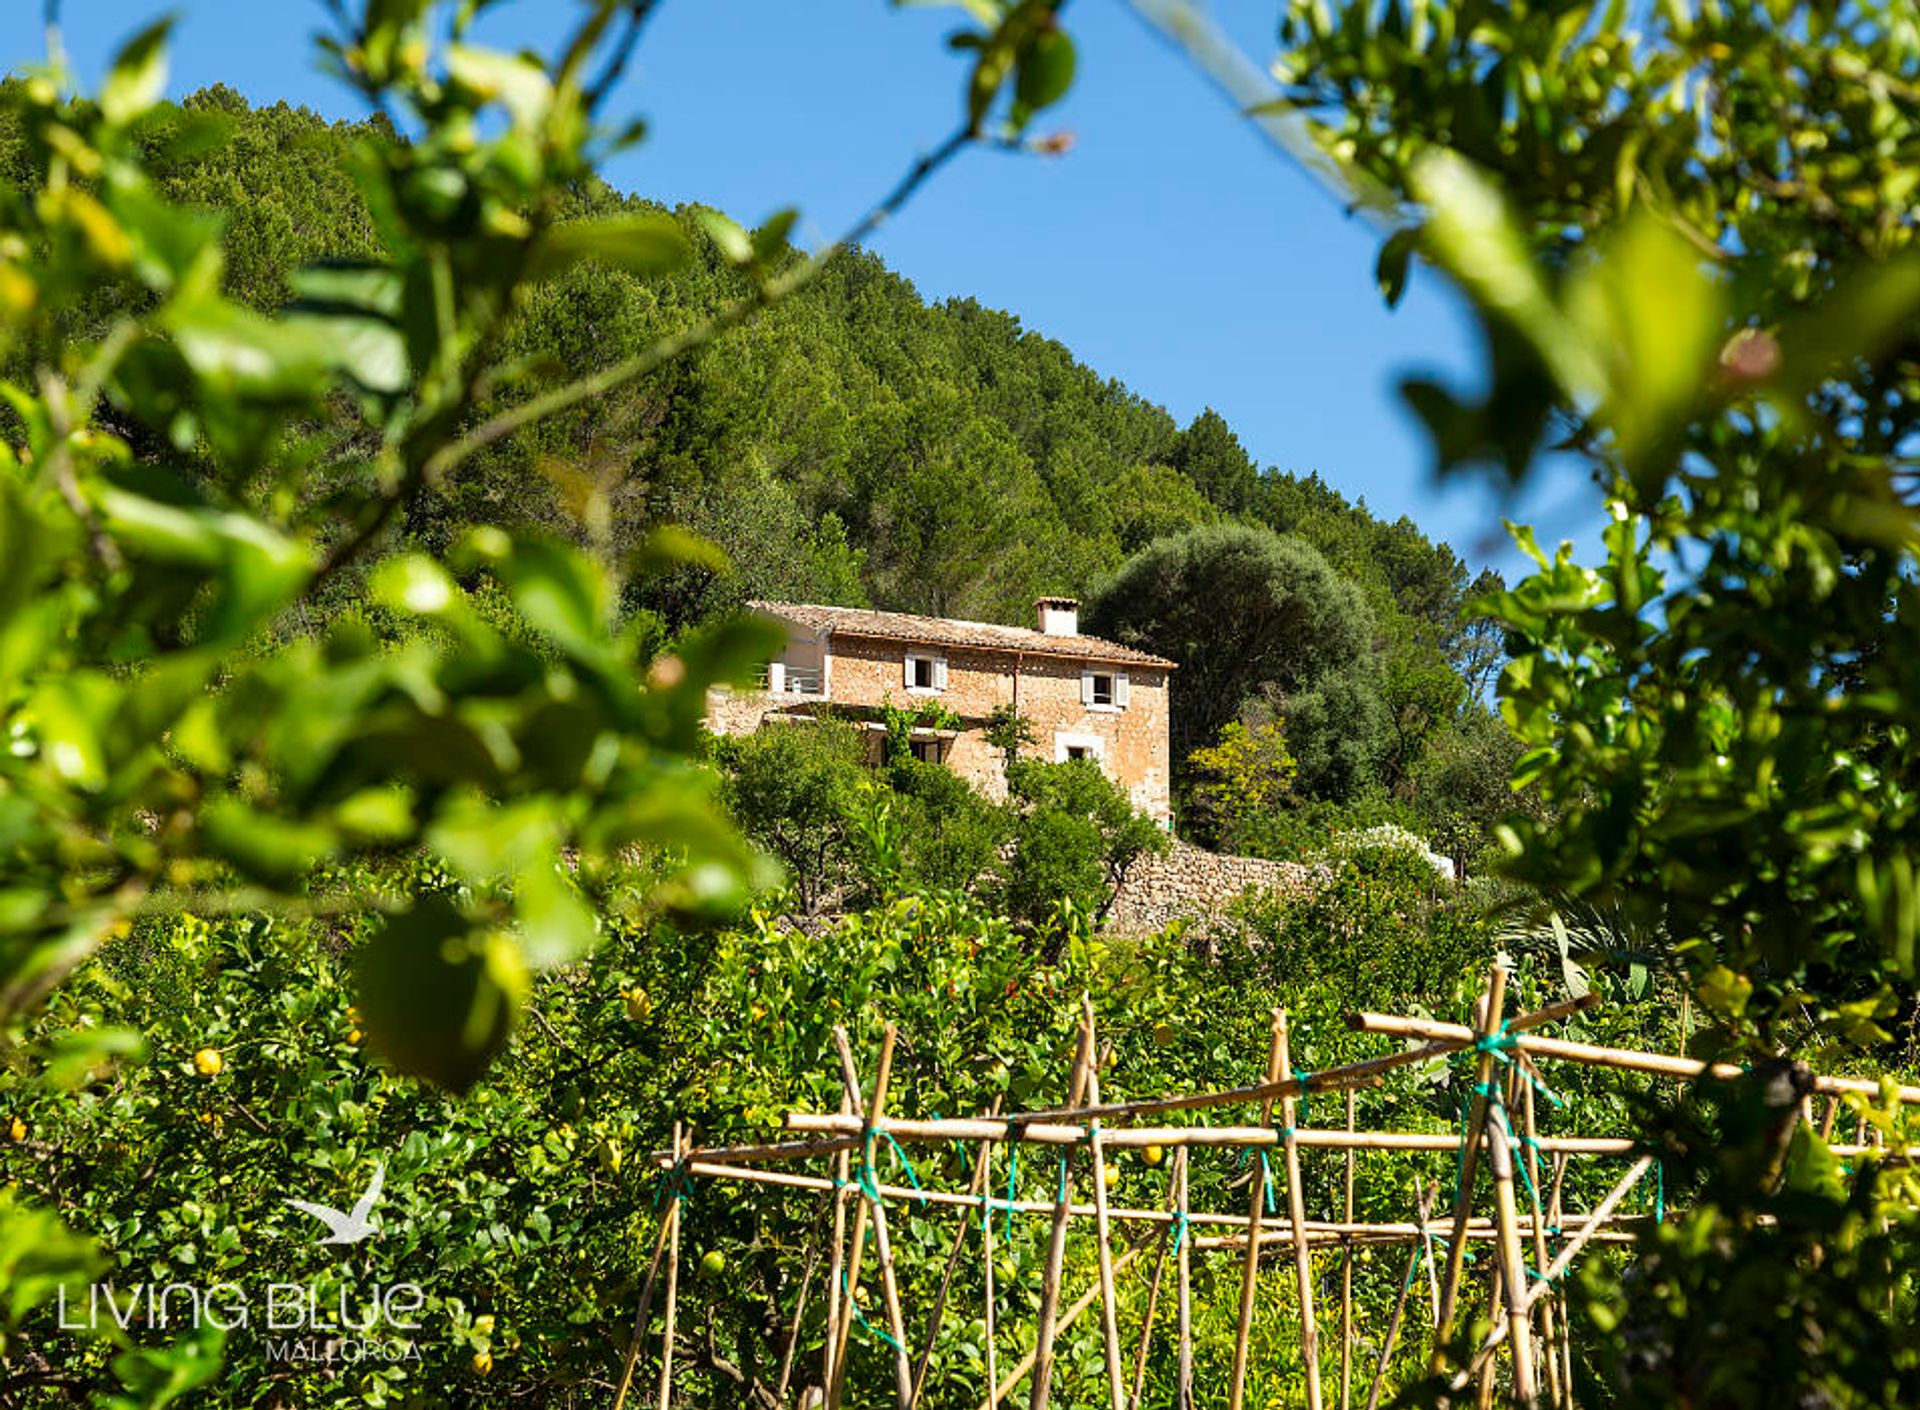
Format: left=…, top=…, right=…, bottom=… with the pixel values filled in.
left=1002, top=759, right=1168, bottom=928
left=716, top=719, right=867, bottom=912
left=885, top=756, right=1010, bottom=895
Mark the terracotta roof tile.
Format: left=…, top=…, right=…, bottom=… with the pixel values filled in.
left=747, top=601, right=1176, bottom=669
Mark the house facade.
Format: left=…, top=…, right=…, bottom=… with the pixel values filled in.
left=707, top=598, right=1176, bottom=823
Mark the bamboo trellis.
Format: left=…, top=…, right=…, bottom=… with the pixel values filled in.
left=616, top=967, right=1920, bottom=1410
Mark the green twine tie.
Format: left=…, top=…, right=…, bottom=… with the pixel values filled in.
left=1169, top=1209, right=1192, bottom=1255
left=876, top=1129, right=929, bottom=1206
left=652, top=1161, right=691, bottom=1210
left=1469, top=1022, right=1565, bottom=1109
left=839, top=1266, right=902, bottom=1354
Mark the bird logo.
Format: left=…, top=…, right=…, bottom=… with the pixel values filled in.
left=285, top=1164, right=385, bottom=1245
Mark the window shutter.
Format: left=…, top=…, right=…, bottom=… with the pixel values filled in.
left=1081, top=671, right=1095, bottom=706
left=1115, top=672, right=1130, bottom=708
left=904, top=654, right=915, bottom=688
left=934, top=658, right=948, bottom=690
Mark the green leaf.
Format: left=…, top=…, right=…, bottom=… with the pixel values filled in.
left=446, top=44, right=553, bottom=129
left=160, top=294, right=336, bottom=403
left=696, top=211, right=754, bottom=267
left=1565, top=212, right=1721, bottom=472
left=369, top=553, right=460, bottom=616
left=354, top=896, right=528, bottom=1092
left=39, top=1025, right=147, bottom=1091
left=531, top=214, right=691, bottom=281
left=94, top=483, right=310, bottom=643
left=1409, top=149, right=1601, bottom=397
left=516, top=858, right=598, bottom=968
left=285, top=260, right=410, bottom=394
left=462, top=533, right=612, bottom=667
left=201, top=800, right=337, bottom=886
left=101, top=16, right=174, bottom=127
left=628, top=524, right=731, bottom=579
left=1013, top=27, right=1076, bottom=117
left=1375, top=225, right=1418, bottom=309
left=898, top=0, right=1004, bottom=25
left=751, top=208, right=800, bottom=263
left=0, top=1192, right=104, bottom=1327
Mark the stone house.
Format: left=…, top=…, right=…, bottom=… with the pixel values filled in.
left=706, top=598, right=1177, bottom=823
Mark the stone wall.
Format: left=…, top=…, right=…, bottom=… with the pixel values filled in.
left=1107, top=839, right=1323, bottom=936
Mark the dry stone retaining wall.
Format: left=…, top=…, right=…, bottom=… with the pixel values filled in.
left=1108, top=839, right=1323, bottom=935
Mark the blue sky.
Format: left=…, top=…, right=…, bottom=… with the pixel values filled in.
left=5, top=0, right=1600, bottom=577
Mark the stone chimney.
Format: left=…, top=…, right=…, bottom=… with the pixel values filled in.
left=1035, top=596, right=1080, bottom=637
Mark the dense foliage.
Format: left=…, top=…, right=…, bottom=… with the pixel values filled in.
left=1247, top=0, right=1920, bottom=1402
left=13, top=846, right=1734, bottom=1409
left=713, top=722, right=1164, bottom=929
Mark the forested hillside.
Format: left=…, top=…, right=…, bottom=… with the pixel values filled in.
left=3, top=86, right=1514, bottom=854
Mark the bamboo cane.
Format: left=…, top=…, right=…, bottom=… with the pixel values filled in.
left=1526, top=1157, right=1654, bottom=1307
left=1547, top=1154, right=1572, bottom=1407
left=1079, top=999, right=1129, bottom=1410
left=840, top=1026, right=915, bottom=1410
left=984, top=1137, right=1001, bottom=1410
left=611, top=1173, right=678, bottom=1410
left=1347, top=1012, right=1920, bottom=1106
left=925, top=995, right=1598, bottom=1134
left=782, top=1113, right=1636, bottom=1156
left=1820, top=1095, right=1840, bottom=1141
left=909, top=1100, right=1004, bottom=1408
left=1415, top=1165, right=1441, bottom=1325
left=1176, top=1147, right=1194, bottom=1410
left=1277, top=1010, right=1325, bottom=1410
left=1229, top=1009, right=1287, bottom=1410
left=824, top=1088, right=851, bottom=1405
left=980, top=1231, right=1155, bottom=1410
left=1486, top=1102, right=1538, bottom=1405
left=1434, top=965, right=1509, bottom=1355
left=1475, top=1261, right=1500, bottom=1410
left=1342, top=1087, right=1356, bottom=1410
left=826, top=1027, right=904, bottom=1410
left=657, top=1123, right=683, bottom=1410
left=1193, top=1225, right=1642, bottom=1254
left=1517, top=1067, right=1563, bottom=1410
left=1363, top=1181, right=1436, bottom=1410
left=775, top=1195, right=831, bottom=1410
left=1029, top=1017, right=1096, bottom=1410
left=1126, top=1173, right=1178, bottom=1410
left=682, top=1156, right=1636, bottom=1241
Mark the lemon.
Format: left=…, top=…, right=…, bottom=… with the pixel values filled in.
left=7, top=1116, right=24, bottom=1142
left=471, top=1349, right=493, bottom=1375
left=699, top=1249, right=726, bottom=1279
left=193, top=1048, right=224, bottom=1078
left=473, top=1314, right=495, bottom=1336
left=1143, top=1144, right=1165, bottom=1167
left=1101, top=1163, right=1119, bottom=1191
left=623, top=988, right=652, bottom=1022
